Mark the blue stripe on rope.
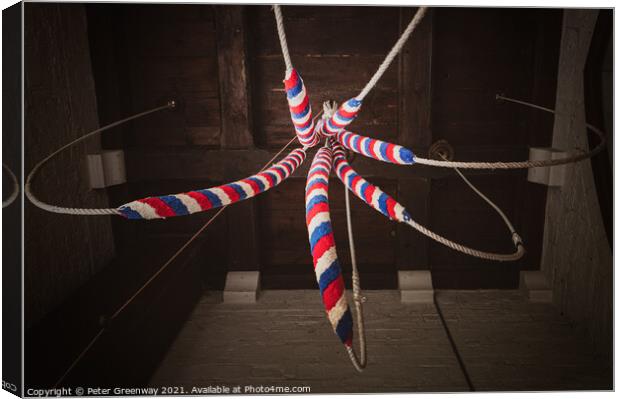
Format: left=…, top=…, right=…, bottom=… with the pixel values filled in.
left=358, top=182, right=370, bottom=199
left=286, top=78, right=304, bottom=98
left=201, top=189, right=222, bottom=208
left=318, top=259, right=342, bottom=294
left=309, top=221, right=332, bottom=252
left=118, top=206, right=142, bottom=220
left=248, top=176, right=266, bottom=192
left=377, top=193, right=390, bottom=217
left=327, top=119, right=338, bottom=131
left=291, top=103, right=310, bottom=119
left=347, top=170, right=357, bottom=187
left=307, top=176, right=328, bottom=188
left=352, top=135, right=362, bottom=152
left=335, top=309, right=353, bottom=344
left=346, top=98, right=362, bottom=108
left=228, top=183, right=248, bottom=200
left=363, top=138, right=372, bottom=156
left=379, top=141, right=389, bottom=160
left=336, top=113, right=355, bottom=122
left=264, top=170, right=279, bottom=183
left=160, top=195, right=189, bottom=216
left=307, top=179, right=328, bottom=193
left=308, top=166, right=328, bottom=176
left=399, top=147, right=415, bottom=164
left=305, top=194, right=328, bottom=215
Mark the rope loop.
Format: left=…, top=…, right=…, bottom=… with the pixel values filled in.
left=2, top=163, right=19, bottom=208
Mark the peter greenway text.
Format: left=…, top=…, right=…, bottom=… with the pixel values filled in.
left=26, top=385, right=312, bottom=396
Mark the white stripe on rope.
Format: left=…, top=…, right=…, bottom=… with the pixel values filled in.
left=3, top=163, right=19, bottom=208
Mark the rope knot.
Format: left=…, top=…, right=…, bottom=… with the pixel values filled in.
left=322, top=100, right=338, bottom=120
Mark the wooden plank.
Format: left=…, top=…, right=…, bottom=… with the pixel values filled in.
left=399, top=6, right=433, bottom=150
left=396, top=179, right=430, bottom=270
left=215, top=5, right=253, bottom=149
left=215, top=6, right=257, bottom=272
left=226, top=200, right=260, bottom=271
left=249, top=5, right=400, bottom=56
left=396, top=7, right=433, bottom=271
left=125, top=147, right=525, bottom=182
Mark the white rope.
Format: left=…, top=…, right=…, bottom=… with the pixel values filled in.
left=2, top=163, right=19, bottom=208
left=449, top=160, right=517, bottom=235
left=405, top=217, right=525, bottom=262
left=273, top=5, right=293, bottom=72
left=356, top=7, right=428, bottom=101
left=344, top=186, right=367, bottom=373
left=443, top=154, right=523, bottom=256
left=26, top=102, right=175, bottom=216
left=415, top=95, right=607, bottom=169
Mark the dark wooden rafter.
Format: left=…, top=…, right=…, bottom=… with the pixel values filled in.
left=396, top=7, right=433, bottom=270
left=215, top=5, right=259, bottom=271
left=215, top=5, right=253, bottom=149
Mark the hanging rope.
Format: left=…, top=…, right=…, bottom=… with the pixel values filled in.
left=336, top=130, right=415, bottom=165
left=356, top=7, right=428, bottom=102
left=118, top=148, right=306, bottom=219
left=53, top=134, right=300, bottom=388
left=273, top=5, right=293, bottom=72
left=344, top=181, right=367, bottom=372
left=273, top=5, right=428, bottom=144
left=25, top=102, right=175, bottom=215
left=318, top=7, right=428, bottom=138
left=305, top=146, right=355, bottom=348
left=445, top=155, right=519, bottom=243
left=3, top=163, right=19, bottom=208
left=330, top=140, right=524, bottom=262
left=25, top=100, right=310, bottom=219
left=414, top=94, right=606, bottom=169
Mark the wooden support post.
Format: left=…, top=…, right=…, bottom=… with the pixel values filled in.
left=396, top=7, right=433, bottom=271
left=215, top=5, right=259, bottom=276
left=215, top=5, right=253, bottom=149
left=396, top=179, right=430, bottom=270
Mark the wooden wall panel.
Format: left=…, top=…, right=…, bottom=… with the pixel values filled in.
left=248, top=6, right=400, bottom=148
left=122, top=4, right=221, bottom=148
left=432, top=8, right=539, bottom=151
left=86, top=5, right=563, bottom=290
left=257, top=176, right=398, bottom=288
left=428, top=8, right=560, bottom=288
left=87, top=4, right=228, bottom=278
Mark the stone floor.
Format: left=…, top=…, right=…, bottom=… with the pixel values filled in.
left=150, top=290, right=612, bottom=393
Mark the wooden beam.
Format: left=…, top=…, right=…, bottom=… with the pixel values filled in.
left=396, top=7, right=433, bottom=270
left=125, top=147, right=525, bottom=182
left=215, top=5, right=253, bottom=149
left=225, top=200, right=260, bottom=271
left=215, top=5, right=258, bottom=272
left=398, top=6, right=433, bottom=150
left=396, top=179, right=430, bottom=270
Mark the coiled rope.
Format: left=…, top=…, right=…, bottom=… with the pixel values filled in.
left=3, top=163, right=19, bottom=208
left=331, top=140, right=524, bottom=262
left=413, top=94, right=606, bottom=169
left=53, top=133, right=301, bottom=388
left=273, top=5, right=292, bottom=72
left=25, top=101, right=176, bottom=215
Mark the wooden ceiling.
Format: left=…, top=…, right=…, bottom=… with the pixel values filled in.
left=86, top=4, right=563, bottom=289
